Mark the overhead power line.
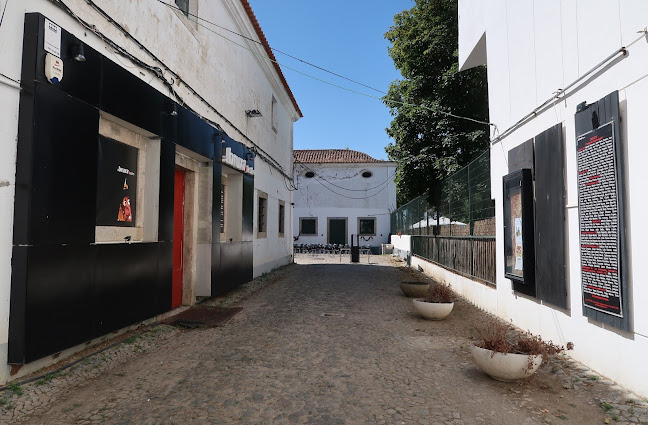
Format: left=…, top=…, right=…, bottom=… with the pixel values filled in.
left=158, top=0, right=494, bottom=129
left=51, top=0, right=294, bottom=182
left=155, top=0, right=384, bottom=94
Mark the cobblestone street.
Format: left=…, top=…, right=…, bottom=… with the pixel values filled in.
left=1, top=255, right=646, bottom=425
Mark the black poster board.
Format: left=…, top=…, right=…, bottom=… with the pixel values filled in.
left=576, top=122, right=622, bottom=317
left=503, top=169, right=535, bottom=292
left=96, top=136, right=138, bottom=227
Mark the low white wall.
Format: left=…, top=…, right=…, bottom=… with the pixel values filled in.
left=400, top=237, right=648, bottom=398
left=389, top=235, right=410, bottom=260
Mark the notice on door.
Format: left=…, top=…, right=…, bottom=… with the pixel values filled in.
left=576, top=121, right=622, bottom=317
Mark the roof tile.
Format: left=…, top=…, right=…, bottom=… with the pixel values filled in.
left=293, top=149, right=388, bottom=164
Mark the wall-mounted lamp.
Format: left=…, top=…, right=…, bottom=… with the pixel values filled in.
left=70, top=43, right=86, bottom=62
left=245, top=109, right=262, bottom=118
left=163, top=102, right=178, bottom=117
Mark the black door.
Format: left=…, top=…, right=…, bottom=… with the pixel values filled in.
left=328, top=219, right=346, bottom=245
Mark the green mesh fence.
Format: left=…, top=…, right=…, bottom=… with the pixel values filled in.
left=391, top=150, right=495, bottom=237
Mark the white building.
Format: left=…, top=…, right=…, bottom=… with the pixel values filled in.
left=0, top=0, right=300, bottom=383
left=399, top=0, right=647, bottom=397
left=293, top=149, right=396, bottom=251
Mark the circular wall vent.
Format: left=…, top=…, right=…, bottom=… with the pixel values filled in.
left=361, top=170, right=373, bottom=178
left=305, top=171, right=315, bottom=178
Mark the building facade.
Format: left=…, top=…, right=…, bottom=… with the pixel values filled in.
left=293, top=150, right=396, bottom=251
left=0, top=0, right=300, bottom=382
left=449, top=0, right=648, bottom=396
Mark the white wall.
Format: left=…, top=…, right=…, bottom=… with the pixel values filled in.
left=0, top=0, right=298, bottom=382
left=293, top=162, right=397, bottom=247
left=458, top=0, right=648, bottom=397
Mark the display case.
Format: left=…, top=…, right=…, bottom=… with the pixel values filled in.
left=502, top=169, right=535, bottom=289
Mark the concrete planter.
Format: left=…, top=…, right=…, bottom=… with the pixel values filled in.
left=399, top=281, right=430, bottom=298
left=412, top=299, right=454, bottom=320
left=470, top=345, right=543, bottom=382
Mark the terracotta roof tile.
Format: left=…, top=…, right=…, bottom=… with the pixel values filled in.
left=293, top=149, right=389, bottom=164
left=240, top=0, right=303, bottom=118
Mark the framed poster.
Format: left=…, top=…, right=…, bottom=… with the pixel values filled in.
left=576, top=121, right=623, bottom=317
left=503, top=169, right=535, bottom=287
left=96, top=136, right=138, bottom=227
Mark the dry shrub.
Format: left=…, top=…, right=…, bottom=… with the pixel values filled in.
left=422, top=283, right=454, bottom=303
left=476, top=321, right=573, bottom=366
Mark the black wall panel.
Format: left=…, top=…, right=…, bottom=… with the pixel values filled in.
left=7, top=247, right=28, bottom=364
left=242, top=174, right=255, bottom=240
left=100, top=59, right=164, bottom=137
left=241, top=241, right=254, bottom=284
left=24, top=245, right=96, bottom=362
left=158, top=139, right=176, bottom=242
left=534, top=124, right=567, bottom=308
left=13, top=89, right=35, bottom=246
left=29, top=82, right=99, bottom=245
left=218, top=243, right=243, bottom=294
left=508, top=139, right=534, bottom=175
left=210, top=243, right=222, bottom=296
left=156, top=242, right=173, bottom=313
left=176, top=108, right=216, bottom=159
left=93, top=243, right=161, bottom=336
left=574, top=91, right=629, bottom=331
left=9, top=13, right=256, bottom=363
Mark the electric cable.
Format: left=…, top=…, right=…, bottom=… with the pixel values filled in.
left=310, top=173, right=394, bottom=200
left=0, top=71, right=20, bottom=87
left=155, top=1, right=493, bottom=129
left=0, top=0, right=9, bottom=29
left=294, top=158, right=397, bottom=192
left=51, top=0, right=295, bottom=184
left=155, top=0, right=385, bottom=94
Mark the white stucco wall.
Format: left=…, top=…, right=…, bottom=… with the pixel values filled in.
left=293, top=162, right=397, bottom=248
left=0, top=0, right=298, bottom=382
left=457, top=0, right=648, bottom=397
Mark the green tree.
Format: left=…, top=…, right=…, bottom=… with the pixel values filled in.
left=384, top=0, right=489, bottom=206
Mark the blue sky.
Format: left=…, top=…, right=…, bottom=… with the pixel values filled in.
left=248, top=0, right=413, bottom=161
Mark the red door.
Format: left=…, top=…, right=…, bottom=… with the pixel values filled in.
left=172, top=169, right=185, bottom=308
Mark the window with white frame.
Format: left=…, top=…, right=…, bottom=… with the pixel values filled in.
left=271, top=95, right=278, bottom=132
left=278, top=201, right=285, bottom=237
left=258, top=190, right=268, bottom=238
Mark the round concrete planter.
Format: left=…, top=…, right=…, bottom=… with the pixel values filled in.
left=399, top=281, right=430, bottom=298
left=412, top=299, right=454, bottom=320
left=470, top=344, right=543, bottom=382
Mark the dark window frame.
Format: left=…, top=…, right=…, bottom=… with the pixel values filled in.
left=299, top=217, right=318, bottom=236
left=358, top=217, right=376, bottom=236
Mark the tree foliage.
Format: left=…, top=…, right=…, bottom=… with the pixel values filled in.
left=384, top=0, right=489, bottom=206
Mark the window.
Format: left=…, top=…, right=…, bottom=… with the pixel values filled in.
left=271, top=95, right=278, bottom=132
left=358, top=217, right=376, bottom=236
left=361, top=170, right=373, bottom=178
left=278, top=201, right=285, bottom=237
left=300, top=217, right=317, bottom=235
left=175, top=0, right=189, bottom=16
left=257, top=191, right=268, bottom=237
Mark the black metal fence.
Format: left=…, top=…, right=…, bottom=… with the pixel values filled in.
left=391, top=150, right=496, bottom=285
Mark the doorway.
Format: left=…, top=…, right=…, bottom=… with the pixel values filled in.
left=172, top=169, right=185, bottom=308
left=328, top=218, right=347, bottom=245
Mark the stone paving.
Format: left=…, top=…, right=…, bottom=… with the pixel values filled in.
left=0, top=254, right=646, bottom=425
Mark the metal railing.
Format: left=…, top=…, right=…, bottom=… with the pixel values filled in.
left=411, top=235, right=496, bottom=285
left=392, top=149, right=496, bottom=285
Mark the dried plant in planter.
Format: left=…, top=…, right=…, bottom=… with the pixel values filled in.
left=476, top=321, right=573, bottom=367
left=422, top=283, right=454, bottom=304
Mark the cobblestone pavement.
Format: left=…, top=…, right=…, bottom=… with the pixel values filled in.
left=2, top=255, right=647, bottom=424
